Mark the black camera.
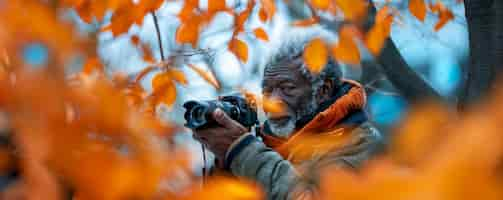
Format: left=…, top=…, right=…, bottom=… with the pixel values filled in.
left=183, top=95, right=258, bottom=129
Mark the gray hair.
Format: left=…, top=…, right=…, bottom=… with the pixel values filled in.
left=263, top=26, right=343, bottom=95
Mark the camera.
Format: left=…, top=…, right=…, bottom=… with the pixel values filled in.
left=183, top=95, right=258, bottom=129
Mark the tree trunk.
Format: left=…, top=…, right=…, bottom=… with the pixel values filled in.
left=368, top=4, right=444, bottom=104
left=459, top=0, right=503, bottom=109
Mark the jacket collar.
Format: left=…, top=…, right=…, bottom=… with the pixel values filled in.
left=261, top=79, right=367, bottom=148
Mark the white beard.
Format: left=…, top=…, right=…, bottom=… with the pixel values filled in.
left=267, top=117, right=296, bottom=138
left=266, top=95, right=319, bottom=138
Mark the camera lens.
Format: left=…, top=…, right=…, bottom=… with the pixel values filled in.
left=187, top=105, right=208, bottom=128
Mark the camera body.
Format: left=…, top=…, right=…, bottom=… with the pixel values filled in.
left=183, top=95, right=258, bottom=129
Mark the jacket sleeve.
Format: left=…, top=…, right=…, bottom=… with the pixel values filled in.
left=224, top=134, right=297, bottom=200
left=224, top=124, right=382, bottom=200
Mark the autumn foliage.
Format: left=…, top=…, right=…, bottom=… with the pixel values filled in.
left=0, top=0, right=479, bottom=200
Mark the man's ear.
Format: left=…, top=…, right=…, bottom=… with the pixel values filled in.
left=317, top=79, right=334, bottom=103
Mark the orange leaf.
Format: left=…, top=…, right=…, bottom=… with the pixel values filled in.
left=229, top=38, right=249, bottom=63
left=365, top=6, right=394, bottom=56
left=139, top=0, right=165, bottom=12
left=259, top=0, right=276, bottom=22
left=292, top=17, right=319, bottom=27
left=303, top=38, right=328, bottom=74
left=310, top=0, right=331, bottom=10
left=185, top=177, right=263, bottom=200
left=125, top=84, right=146, bottom=107
left=253, top=28, right=269, bottom=41
left=434, top=10, right=454, bottom=31
left=75, top=1, right=93, bottom=23
left=235, top=0, right=254, bottom=32
left=82, top=57, right=103, bottom=75
left=108, top=1, right=138, bottom=36
left=100, top=24, right=112, bottom=32
left=131, top=35, right=140, bottom=46
left=140, top=43, right=156, bottom=63
left=166, top=68, right=188, bottom=85
left=135, top=66, right=157, bottom=83
left=179, top=0, right=199, bottom=23
left=208, top=0, right=227, bottom=14
left=188, top=64, right=220, bottom=89
left=152, top=80, right=177, bottom=107
left=334, top=0, right=368, bottom=22
left=175, top=16, right=201, bottom=48
left=333, top=26, right=361, bottom=65
left=152, top=72, right=171, bottom=91
left=431, top=2, right=454, bottom=31
left=90, top=0, right=108, bottom=21
left=151, top=72, right=178, bottom=107
left=409, top=0, right=426, bottom=21
left=262, top=96, right=285, bottom=114
left=61, top=0, right=85, bottom=7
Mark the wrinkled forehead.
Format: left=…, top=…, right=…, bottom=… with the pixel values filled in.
left=262, top=57, right=306, bottom=87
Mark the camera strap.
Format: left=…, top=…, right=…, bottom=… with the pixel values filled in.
left=201, top=143, right=207, bottom=185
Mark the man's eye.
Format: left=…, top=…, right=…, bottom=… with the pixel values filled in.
left=282, top=85, right=295, bottom=90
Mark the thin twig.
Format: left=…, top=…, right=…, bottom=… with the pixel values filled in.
left=151, top=11, right=165, bottom=61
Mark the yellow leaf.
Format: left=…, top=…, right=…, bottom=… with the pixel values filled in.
left=188, top=64, right=220, bottom=89
left=229, top=38, right=249, bottom=63
left=332, top=26, right=361, bottom=65
left=253, top=28, right=269, bottom=41
left=409, top=0, right=426, bottom=21
left=303, top=38, right=328, bottom=74
left=365, top=6, right=394, bottom=56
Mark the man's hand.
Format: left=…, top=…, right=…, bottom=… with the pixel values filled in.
left=193, top=109, right=248, bottom=166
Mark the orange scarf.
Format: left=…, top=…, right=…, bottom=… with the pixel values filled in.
left=260, top=80, right=367, bottom=163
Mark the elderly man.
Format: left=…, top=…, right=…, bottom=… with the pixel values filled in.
left=193, top=30, right=382, bottom=200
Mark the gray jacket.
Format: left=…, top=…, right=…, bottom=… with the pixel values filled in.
left=224, top=122, right=381, bottom=200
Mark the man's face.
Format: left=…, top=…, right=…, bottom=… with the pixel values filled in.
left=262, top=58, right=317, bottom=138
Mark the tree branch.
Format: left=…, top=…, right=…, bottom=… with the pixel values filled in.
left=151, top=11, right=165, bottom=61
